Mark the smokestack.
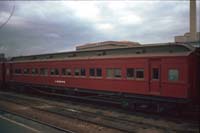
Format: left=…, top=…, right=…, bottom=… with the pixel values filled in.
left=190, top=0, right=196, bottom=41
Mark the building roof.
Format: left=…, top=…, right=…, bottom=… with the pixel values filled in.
left=76, top=41, right=141, bottom=51
left=9, top=41, right=198, bottom=62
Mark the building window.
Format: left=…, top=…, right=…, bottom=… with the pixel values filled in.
left=89, top=68, right=95, bottom=77
left=152, top=68, right=159, bottom=80
left=32, top=68, right=38, bottom=75
left=168, top=69, right=179, bottom=81
left=23, top=68, right=30, bottom=74
left=80, top=68, right=86, bottom=76
left=136, top=69, right=144, bottom=79
left=40, top=68, right=48, bottom=76
left=114, top=68, right=121, bottom=78
left=74, top=68, right=80, bottom=76
left=50, top=68, right=59, bottom=75
left=126, top=68, right=134, bottom=79
left=96, top=68, right=102, bottom=77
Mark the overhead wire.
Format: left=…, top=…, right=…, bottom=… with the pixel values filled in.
left=0, top=1, right=15, bottom=30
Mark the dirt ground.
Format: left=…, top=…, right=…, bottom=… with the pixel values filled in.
left=0, top=92, right=199, bottom=133
left=0, top=101, right=123, bottom=133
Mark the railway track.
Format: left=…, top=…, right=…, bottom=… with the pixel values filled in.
left=0, top=91, right=199, bottom=133
left=0, top=109, right=74, bottom=133
left=17, top=87, right=200, bottom=123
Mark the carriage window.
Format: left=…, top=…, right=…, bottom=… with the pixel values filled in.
left=106, top=69, right=113, bottom=78
left=24, top=68, right=30, bottom=74
left=89, top=68, right=95, bottom=76
left=15, top=69, right=21, bottom=74
left=136, top=69, right=144, bottom=79
left=96, top=68, right=102, bottom=77
left=62, top=68, right=71, bottom=76
left=152, top=68, right=159, bottom=80
left=32, top=68, right=38, bottom=75
left=168, top=69, right=179, bottom=81
left=114, top=68, right=121, bottom=78
left=40, top=68, right=48, bottom=76
left=74, top=68, right=80, bottom=76
left=66, top=69, right=71, bottom=76
left=80, top=68, right=86, bottom=76
left=6, top=68, right=10, bottom=75
left=50, top=68, right=59, bottom=75
left=55, top=69, right=59, bottom=75
left=62, top=68, right=66, bottom=75
left=127, top=68, right=134, bottom=78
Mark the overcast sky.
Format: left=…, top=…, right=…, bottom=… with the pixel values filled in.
left=0, top=1, right=199, bottom=57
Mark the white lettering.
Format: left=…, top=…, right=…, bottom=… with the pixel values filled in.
left=54, top=80, right=66, bottom=84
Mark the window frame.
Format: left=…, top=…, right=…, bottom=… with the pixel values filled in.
left=113, top=68, right=122, bottom=78
left=96, top=68, right=102, bottom=78
left=89, top=68, right=95, bottom=77
left=152, top=68, right=159, bottom=80
left=168, top=68, right=179, bottom=81
left=14, top=68, right=22, bottom=75
left=61, top=68, right=72, bottom=77
left=32, top=68, right=38, bottom=75
left=126, top=68, right=135, bottom=79
left=80, top=68, right=86, bottom=77
left=23, top=68, right=30, bottom=75
left=135, top=68, right=144, bottom=80
left=106, top=68, right=122, bottom=79
left=106, top=68, right=113, bottom=78
left=40, top=68, right=48, bottom=76
left=74, top=68, right=80, bottom=77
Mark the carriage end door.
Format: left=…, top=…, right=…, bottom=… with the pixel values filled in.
left=149, top=60, right=161, bottom=95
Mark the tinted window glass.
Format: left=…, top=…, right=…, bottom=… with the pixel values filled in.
left=74, top=68, right=80, bottom=76
left=152, top=68, right=159, bottom=79
left=15, top=69, right=21, bottom=74
left=127, top=68, right=134, bottom=78
left=24, top=68, right=29, bottom=74
left=136, top=69, right=144, bottom=79
left=62, top=68, right=66, bottom=75
left=32, top=68, right=38, bottom=75
left=80, top=68, right=86, bottom=76
left=50, top=69, right=55, bottom=75
left=96, top=68, right=102, bottom=77
left=66, top=69, right=71, bottom=76
left=89, top=68, right=95, bottom=76
left=40, top=68, right=48, bottom=76
left=62, top=68, right=71, bottom=76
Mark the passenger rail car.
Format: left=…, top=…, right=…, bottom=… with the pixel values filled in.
left=0, top=62, right=5, bottom=89
left=3, top=42, right=200, bottom=106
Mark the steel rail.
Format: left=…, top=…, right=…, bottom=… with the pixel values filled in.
left=0, top=108, right=75, bottom=133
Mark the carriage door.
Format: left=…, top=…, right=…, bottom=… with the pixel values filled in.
left=149, top=60, right=161, bottom=95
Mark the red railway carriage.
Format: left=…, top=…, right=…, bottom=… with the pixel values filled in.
left=0, top=63, right=4, bottom=88
left=4, top=42, right=200, bottom=104
left=0, top=54, right=5, bottom=89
